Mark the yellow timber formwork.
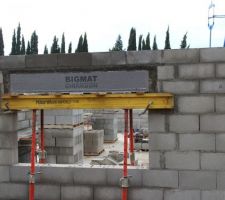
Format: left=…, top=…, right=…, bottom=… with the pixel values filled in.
left=1, top=93, right=174, bottom=110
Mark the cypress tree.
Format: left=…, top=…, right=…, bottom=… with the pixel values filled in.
left=68, top=42, right=72, bottom=53
left=20, top=35, right=25, bottom=55
left=0, top=28, right=4, bottom=56
left=26, top=41, right=31, bottom=55
left=180, top=32, right=187, bottom=49
left=138, top=35, right=142, bottom=51
left=16, top=23, right=21, bottom=54
left=110, top=35, right=123, bottom=51
left=145, top=33, right=151, bottom=50
left=44, top=45, right=48, bottom=54
left=76, top=35, right=83, bottom=52
left=82, top=32, right=88, bottom=52
left=30, top=31, right=38, bottom=54
left=61, top=33, right=65, bottom=53
left=164, top=26, right=171, bottom=49
left=51, top=36, right=60, bottom=53
left=10, top=30, right=16, bottom=55
left=127, top=27, right=136, bottom=51
left=142, top=39, right=146, bottom=50
left=153, top=35, right=158, bottom=50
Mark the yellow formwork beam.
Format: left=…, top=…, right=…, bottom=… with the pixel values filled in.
left=1, top=93, right=174, bottom=110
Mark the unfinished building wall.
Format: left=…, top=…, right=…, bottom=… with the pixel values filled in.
left=1, top=48, right=225, bottom=199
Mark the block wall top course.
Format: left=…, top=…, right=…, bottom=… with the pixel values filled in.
left=1, top=48, right=224, bottom=71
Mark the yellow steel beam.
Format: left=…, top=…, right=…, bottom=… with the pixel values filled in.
left=1, top=93, right=174, bottom=110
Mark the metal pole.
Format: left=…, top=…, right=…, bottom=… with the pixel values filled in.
left=29, top=109, right=36, bottom=200
left=209, top=28, right=212, bottom=48
left=122, top=109, right=129, bottom=200
left=39, top=110, right=45, bottom=163
left=129, top=109, right=135, bottom=166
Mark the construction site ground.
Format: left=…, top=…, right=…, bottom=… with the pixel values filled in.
left=82, top=132, right=149, bottom=168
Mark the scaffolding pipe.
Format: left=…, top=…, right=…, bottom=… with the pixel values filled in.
left=129, top=109, right=135, bottom=166
left=29, top=109, right=36, bottom=200
left=39, top=110, right=45, bottom=163
left=122, top=109, right=129, bottom=200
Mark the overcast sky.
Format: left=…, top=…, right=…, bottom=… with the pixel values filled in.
left=0, top=0, right=225, bottom=55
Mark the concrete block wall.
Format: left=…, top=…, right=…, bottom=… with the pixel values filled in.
left=2, top=48, right=225, bottom=199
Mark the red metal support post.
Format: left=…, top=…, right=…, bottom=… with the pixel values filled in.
left=29, top=109, right=36, bottom=200
left=121, top=109, right=129, bottom=200
left=129, top=109, right=135, bottom=166
left=39, top=109, right=45, bottom=163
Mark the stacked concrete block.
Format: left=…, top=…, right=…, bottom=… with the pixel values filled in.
left=0, top=112, right=18, bottom=170
left=84, top=130, right=104, bottom=155
left=44, top=126, right=83, bottom=164
left=36, top=109, right=84, bottom=164
left=91, top=109, right=118, bottom=142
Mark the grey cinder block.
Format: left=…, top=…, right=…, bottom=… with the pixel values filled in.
left=165, top=151, right=200, bottom=170
left=58, top=53, right=92, bottom=67
left=150, top=133, right=176, bottom=150
left=35, top=184, right=60, bottom=200
left=216, top=134, right=225, bottom=152
left=179, top=171, right=216, bottom=190
left=0, top=112, right=17, bottom=132
left=142, top=170, right=178, bottom=188
left=0, top=183, right=28, bottom=199
left=178, top=96, right=214, bottom=113
left=157, top=65, right=175, bottom=80
left=94, top=186, right=121, bottom=200
left=149, top=151, right=161, bottom=169
left=0, top=149, right=18, bottom=165
left=0, top=55, right=25, bottom=69
left=200, top=47, right=225, bottom=62
left=179, top=134, right=215, bottom=151
left=162, top=81, right=199, bottom=94
left=128, top=188, right=163, bottom=200
left=148, top=114, right=166, bottom=132
left=169, top=115, right=199, bottom=133
left=0, top=166, right=9, bottom=182
left=26, top=54, right=57, bottom=68
left=201, top=153, right=225, bottom=170
left=216, top=63, right=225, bottom=77
left=179, top=63, right=215, bottom=79
left=126, top=50, right=162, bottom=65
left=9, top=165, right=30, bottom=182
left=200, top=114, right=225, bottom=132
left=200, top=80, right=225, bottom=93
left=216, top=96, right=225, bottom=112
left=61, top=185, right=93, bottom=200
left=202, top=190, right=225, bottom=200
left=56, top=138, right=74, bottom=147
left=216, top=172, right=225, bottom=189
left=162, top=48, right=200, bottom=64
left=92, top=51, right=126, bottom=66
left=39, top=166, right=74, bottom=184
left=74, top=168, right=106, bottom=185
left=0, top=133, right=17, bottom=148
left=164, top=190, right=200, bottom=200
